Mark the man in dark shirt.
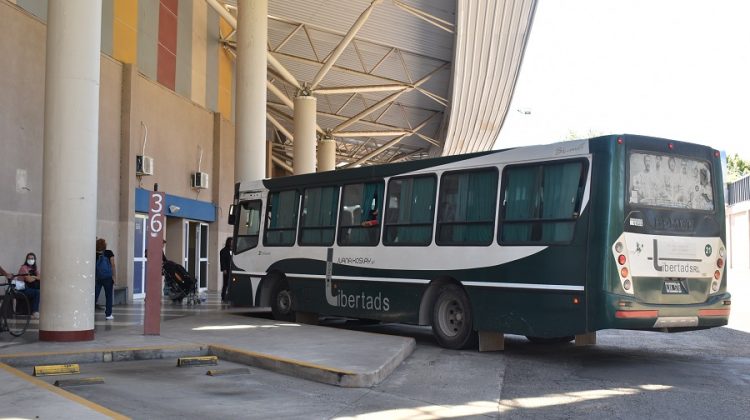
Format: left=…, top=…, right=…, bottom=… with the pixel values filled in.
left=220, top=237, right=233, bottom=303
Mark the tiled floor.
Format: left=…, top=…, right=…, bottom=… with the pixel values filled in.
left=1, top=291, right=231, bottom=346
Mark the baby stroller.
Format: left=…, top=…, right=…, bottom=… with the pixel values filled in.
left=162, top=259, right=200, bottom=305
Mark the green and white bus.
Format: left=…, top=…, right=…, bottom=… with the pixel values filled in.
left=229, top=134, right=730, bottom=349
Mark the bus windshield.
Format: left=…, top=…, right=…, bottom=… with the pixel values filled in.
left=628, top=152, right=713, bottom=211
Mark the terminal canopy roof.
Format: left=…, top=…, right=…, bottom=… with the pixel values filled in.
left=216, top=0, right=537, bottom=166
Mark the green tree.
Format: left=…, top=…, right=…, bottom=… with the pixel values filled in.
left=727, top=153, right=750, bottom=182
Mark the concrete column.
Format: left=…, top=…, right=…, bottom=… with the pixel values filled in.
left=118, top=64, right=138, bottom=305
left=40, top=0, right=102, bottom=341
left=317, top=137, right=336, bottom=172
left=234, top=0, right=267, bottom=182
left=293, top=95, right=317, bottom=175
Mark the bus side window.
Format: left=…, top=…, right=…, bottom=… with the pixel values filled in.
left=264, top=190, right=300, bottom=246
left=338, top=182, right=384, bottom=246
left=384, top=175, right=437, bottom=246
left=500, top=160, right=585, bottom=244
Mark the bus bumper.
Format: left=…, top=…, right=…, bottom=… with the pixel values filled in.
left=604, top=292, right=731, bottom=331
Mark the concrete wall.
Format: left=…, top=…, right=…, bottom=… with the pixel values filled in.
left=131, top=75, right=215, bottom=198
left=1, top=2, right=236, bottom=297
left=727, top=202, right=750, bottom=271
left=0, top=2, right=46, bottom=269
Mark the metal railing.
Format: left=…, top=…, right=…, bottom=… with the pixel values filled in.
left=728, top=174, right=750, bottom=205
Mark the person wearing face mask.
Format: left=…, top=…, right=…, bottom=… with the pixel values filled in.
left=13, top=252, right=41, bottom=319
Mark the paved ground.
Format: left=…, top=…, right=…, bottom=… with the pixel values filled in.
left=1, top=269, right=748, bottom=419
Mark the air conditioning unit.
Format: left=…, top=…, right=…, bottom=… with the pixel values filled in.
left=136, top=155, right=154, bottom=176
left=191, top=171, right=209, bottom=189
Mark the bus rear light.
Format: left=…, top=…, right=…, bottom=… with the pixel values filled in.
left=618, top=254, right=626, bottom=265
left=713, top=270, right=721, bottom=280
left=615, top=310, right=658, bottom=319
left=719, top=247, right=725, bottom=258
left=623, top=279, right=632, bottom=291
left=714, top=150, right=720, bottom=157
left=617, top=300, right=633, bottom=307
left=573, top=297, right=580, bottom=304
left=698, top=309, right=730, bottom=317
left=711, top=281, right=720, bottom=293
left=614, top=242, right=624, bottom=253
left=617, top=137, right=623, bottom=144
left=667, top=143, right=674, bottom=150
left=717, top=258, right=723, bottom=268
left=620, top=267, right=629, bottom=278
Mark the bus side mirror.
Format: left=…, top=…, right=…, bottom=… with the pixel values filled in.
left=227, top=204, right=236, bottom=225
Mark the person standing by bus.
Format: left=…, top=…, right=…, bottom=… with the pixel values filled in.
left=220, top=237, right=234, bottom=303
left=95, top=238, right=116, bottom=320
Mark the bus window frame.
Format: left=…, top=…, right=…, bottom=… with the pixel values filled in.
left=233, top=199, right=263, bottom=255
left=383, top=173, right=438, bottom=247
left=337, top=180, right=384, bottom=247
left=625, top=149, right=716, bottom=214
left=298, top=185, right=341, bottom=247
left=263, top=189, right=301, bottom=247
left=498, top=158, right=589, bottom=246
left=436, top=167, right=499, bottom=247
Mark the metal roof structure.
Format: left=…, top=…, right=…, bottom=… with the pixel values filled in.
left=212, top=0, right=536, bottom=167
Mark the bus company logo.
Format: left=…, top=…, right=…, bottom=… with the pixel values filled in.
left=336, top=256, right=375, bottom=265
left=334, top=289, right=390, bottom=311
left=659, top=263, right=700, bottom=274
left=554, top=142, right=585, bottom=156
left=704, top=244, right=712, bottom=257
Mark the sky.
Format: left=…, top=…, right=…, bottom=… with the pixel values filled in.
left=496, top=0, right=750, bottom=159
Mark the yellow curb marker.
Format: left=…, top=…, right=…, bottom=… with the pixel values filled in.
left=34, top=363, right=80, bottom=377
left=177, top=355, right=218, bottom=367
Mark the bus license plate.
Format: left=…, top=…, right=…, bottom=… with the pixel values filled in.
left=663, top=280, right=687, bottom=294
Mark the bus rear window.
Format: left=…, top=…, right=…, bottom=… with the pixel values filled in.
left=628, top=152, right=713, bottom=211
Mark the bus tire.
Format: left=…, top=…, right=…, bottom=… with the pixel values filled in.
left=431, top=284, right=477, bottom=349
left=526, top=335, right=574, bottom=344
left=270, top=280, right=295, bottom=322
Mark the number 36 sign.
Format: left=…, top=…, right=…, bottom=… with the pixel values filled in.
left=149, top=192, right=165, bottom=237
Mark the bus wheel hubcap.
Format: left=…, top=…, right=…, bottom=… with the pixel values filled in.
left=438, top=299, right=463, bottom=337
left=278, top=290, right=291, bottom=313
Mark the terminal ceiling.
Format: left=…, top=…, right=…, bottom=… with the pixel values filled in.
left=213, top=0, right=537, bottom=167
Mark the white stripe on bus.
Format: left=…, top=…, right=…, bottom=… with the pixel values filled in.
left=463, top=282, right=584, bottom=291
left=283, top=272, right=583, bottom=291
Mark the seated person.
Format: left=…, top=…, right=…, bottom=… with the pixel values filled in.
left=361, top=208, right=379, bottom=227
left=13, top=252, right=41, bottom=319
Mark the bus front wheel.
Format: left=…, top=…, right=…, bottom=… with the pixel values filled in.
left=431, top=284, right=477, bottom=349
left=270, top=280, right=295, bottom=322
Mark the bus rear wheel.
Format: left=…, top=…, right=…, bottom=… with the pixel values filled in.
left=431, top=284, right=476, bottom=349
left=270, top=280, right=295, bottom=322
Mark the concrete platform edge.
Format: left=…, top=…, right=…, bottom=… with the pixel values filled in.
left=0, top=344, right=209, bottom=368
left=209, top=336, right=416, bottom=388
